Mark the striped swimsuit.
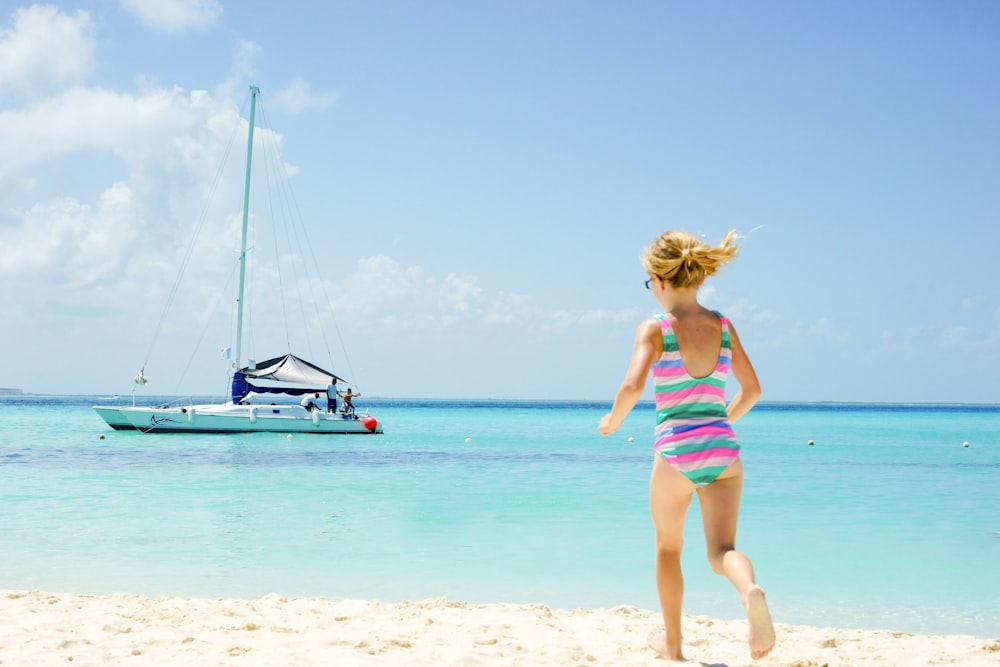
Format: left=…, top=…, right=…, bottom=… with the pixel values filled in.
left=652, top=311, right=740, bottom=487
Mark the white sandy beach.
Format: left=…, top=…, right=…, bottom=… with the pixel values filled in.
left=1, top=590, right=997, bottom=667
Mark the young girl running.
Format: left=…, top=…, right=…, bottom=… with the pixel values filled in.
left=599, top=229, right=775, bottom=662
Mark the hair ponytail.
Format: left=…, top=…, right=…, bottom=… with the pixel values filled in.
left=642, top=229, right=740, bottom=288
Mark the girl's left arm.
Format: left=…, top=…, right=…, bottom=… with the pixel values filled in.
left=727, top=321, right=761, bottom=423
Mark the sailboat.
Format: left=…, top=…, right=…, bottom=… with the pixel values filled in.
left=94, top=86, right=382, bottom=434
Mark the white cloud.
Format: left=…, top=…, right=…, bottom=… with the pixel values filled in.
left=0, top=184, right=138, bottom=287
left=783, top=317, right=849, bottom=343
left=482, top=292, right=536, bottom=326
left=119, top=0, right=221, bottom=32
left=0, top=5, right=94, bottom=96
left=333, top=255, right=491, bottom=330
left=0, top=83, right=288, bottom=312
left=0, top=86, right=193, bottom=188
left=222, top=41, right=261, bottom=96
left=325, top=256, right=643, bottom=334
left=546, top=307, right=643, bottom=330
left=272, top=78, right=338, bottom=115
left=716, top=296, right=780, bottom=325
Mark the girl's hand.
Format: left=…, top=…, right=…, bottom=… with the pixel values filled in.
left=598, top=413, right=618, bottom=435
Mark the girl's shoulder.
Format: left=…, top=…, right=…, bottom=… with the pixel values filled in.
left=638, top=316, right=667, bottom=338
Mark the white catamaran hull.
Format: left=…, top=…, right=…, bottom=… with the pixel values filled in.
left=104, top=404, right=381, bottom=434
left=93, top=406, right=138, bottom=431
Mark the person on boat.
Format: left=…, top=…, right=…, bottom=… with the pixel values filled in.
left=300, top=393, right=320, bottom=412
left=338, top=388, right=360, bottom=415
left=326, top=380, right=338, bottom=413
left=598, top=229, right=774, bottom=662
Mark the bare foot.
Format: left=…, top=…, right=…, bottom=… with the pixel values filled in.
left=647, top=629, right=686, bottom=662
left=744, top=585, right=775, bottom=660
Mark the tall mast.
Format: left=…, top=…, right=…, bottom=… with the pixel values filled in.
left=234, top=85, right=258, bottom=371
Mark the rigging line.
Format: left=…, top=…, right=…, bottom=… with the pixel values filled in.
left=298, top=197, right=360, bottom=388
left=267, top=111, right=316, bottom=361
left=267, top=119, right=317, bottom=361
left=275, top=169, right=316, bottom=361
left=256, top=99, right=325, bottom=366
left=227, top=243, right=239, bottom=370
left=139, top=90, right=250, bottom=373
left=254, top=98, right=295, bottom=355
left=172, top=259, right=240, bottom=398
left=285, top=180, right=321, bottom=362
left=257, top=114, right=359, bottom=387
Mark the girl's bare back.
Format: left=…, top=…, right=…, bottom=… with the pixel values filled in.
left=666, top=307, right=723, bottom=379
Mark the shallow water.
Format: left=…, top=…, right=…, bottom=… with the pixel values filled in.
left=1, top=396, right=997, bottom=637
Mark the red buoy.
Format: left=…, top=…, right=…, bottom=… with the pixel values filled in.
left=363, top=416, right=378, bottom=432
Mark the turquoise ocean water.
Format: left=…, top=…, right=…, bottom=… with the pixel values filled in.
left=1, top=396, right=997, bottom=638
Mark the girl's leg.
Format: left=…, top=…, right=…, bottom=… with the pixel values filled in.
left=648, top=455, right=695, bottom=661
left=696, top=459, right=775, bottom=660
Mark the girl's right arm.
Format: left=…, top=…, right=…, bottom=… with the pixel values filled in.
left=599, top=318, right=661, bottom=435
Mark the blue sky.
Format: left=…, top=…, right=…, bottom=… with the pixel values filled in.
left=1, top=1, right=997, bottom=402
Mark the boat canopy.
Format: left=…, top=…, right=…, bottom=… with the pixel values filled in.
left=233, top=354, right=342, bottom=400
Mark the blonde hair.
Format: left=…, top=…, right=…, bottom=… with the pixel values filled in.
left=642, top=229, right=740, bottom=288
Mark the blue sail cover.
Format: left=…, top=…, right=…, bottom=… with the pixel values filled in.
left=233, top=354, right=342, bottom=401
